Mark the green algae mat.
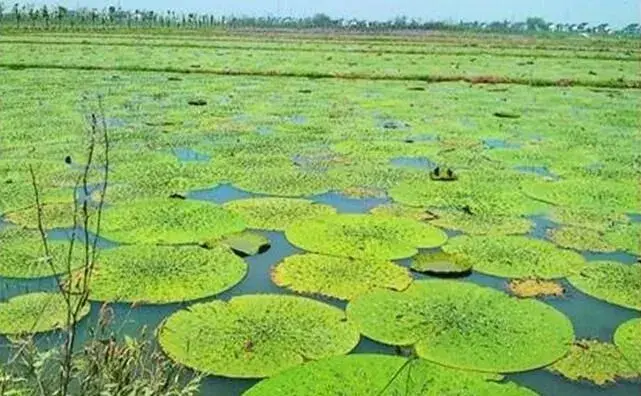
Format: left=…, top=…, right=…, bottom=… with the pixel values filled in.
left=158, top=294, right=360, bottom=378
left=245, top=354, right=539, bottom=396
left=346, top=280, right=574, bottom=373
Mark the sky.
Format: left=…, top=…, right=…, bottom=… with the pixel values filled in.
left=30, top=0, right=640, bottom=28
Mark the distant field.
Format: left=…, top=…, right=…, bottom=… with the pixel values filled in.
left=1, top=29, right=640, bottom=396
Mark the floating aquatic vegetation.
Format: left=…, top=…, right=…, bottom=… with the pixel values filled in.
left=76, top=244, right=246, bottom=304
left=548, top=340, right=639, bottom=385
left=603, top=223, right=641, bottom=255
left=285, top=214, right=448, bottom=260
left=232, top=167, right=334, bottom=197
left=244, top=354, right=538, bottom=396
left=614, top=318, right=641, bottom=374
left=508, top=279, right=565, bottom=298
left=0, top=228, right=86, bottom=278
left=548, top=207, right=629, bottom=232
left=223, top=198, right=336, bottom=231
left=4, top=201, right=90, bottom=230
left=99, top=198, right=246, bottom=245
left=548, top=226, right=617, bottom=252
left=567, top=261, right=641, bottom=310
left=369, top=203, right=437, bottom=222
left=430, top=210, right=533, bottom=235
left=0, top=292, right=90, bottom=335
left=346, top=280, right=574, bottom=373
left=158, top=295, right=360, bottom=378
left=443, top=235, right=586, bottom=279
left=217, top=231, right=271, bottom=257
left=521, top=178, right=640, bottom=214
left=411, top=251, right=472, bottom=276
left=272, top=253, right=412, bottom=300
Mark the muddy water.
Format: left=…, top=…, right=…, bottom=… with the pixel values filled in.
left=0, top=186, right=639, bottom=396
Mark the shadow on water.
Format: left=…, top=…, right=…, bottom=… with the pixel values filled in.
left=309, top=191, right=389, bottom=214
left=188, top=184, right=260, bottom=204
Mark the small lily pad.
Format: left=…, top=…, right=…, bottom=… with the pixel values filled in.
left=285, top=214, right=448, bottom=260
left=272, top=253, right=412, bottom=300
left=158, top=295, right=360, bottom=378
left=568, top=262, right=641, bottom=310
left=508, top=279, right=565, bottom=298
left=614, top=318, right=641, bottom=374
left=0, top=292, right=90, bottom=335
left=549, top=340, right=639, bottom=385
left=411, top=251, right=472, bottom=276
left=219, top=231, right=270, bottom=257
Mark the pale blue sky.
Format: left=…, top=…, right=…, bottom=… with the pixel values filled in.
left=30, top=0, right=640, bottom=27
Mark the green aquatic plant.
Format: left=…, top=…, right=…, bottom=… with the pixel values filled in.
left=76, top=245, right=246, bottom=304
left=0, top=292, right=90, bottom=335
left=548, top=207, right=629, bottom=232
left=285, top=214, right=448, bottom=260
left=244, top=354, right=539, bottom=396
left=217, top=231, right=271, bottom=256
left=567, top=262, right=641, bottom=311
left=547, top=226, right=617, bottom=252
left=346, top=280, right=574, bottom=373
left=411, top=251, right=472, bottom=276
left=0, top=228, right=86, bottom=278
left=232, top=167, right=334, bottom=197
left=99, top=198, right=246, bottom=244
left=443, top=235, right=586, bottom=279
left=507, top=279, right=565, bottom=298
left=272, top=253, right=412, bottom=300
left=369, top=203, right=437, bottom=222
left=614, top=318, right=641, bottom=374
left=604, top=223, right=641, bottom=255
left=223, top=198, right=336, bottom=231
left=548, top=340, right=638, bottom=385
left=430, top=210, right=533, bottom=235
left=4, top=201, right=90, bottom=230
left=158, top=295, right=360, bottom=378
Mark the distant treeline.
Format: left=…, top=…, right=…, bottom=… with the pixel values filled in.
left=0, top=3, right=639, bottom=36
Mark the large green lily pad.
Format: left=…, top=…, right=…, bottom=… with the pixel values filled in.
left=548, top=340, right=639, bottom=385
left=244, top=354, right=539, bottom=396
left=272, top=253, right=412, bottom=300
left=443, top=235, right=586, bottom=279
left=223, top=198, right=336, bottom=231
left=285, top=214, right=448, bottom=260
left=430, top=210, right=533, bottom=235
left=99, top=198, right=246, bottom=244
left=370, top=203, right=437, bottom=222
left=80, top=245, right=246, bottom=304
left=4, top=201, right=84, bottom=230
left=547, top=226, right=617, bottom=252
left=568, top=262, right=641, bottom=311
left=158, top=295, right=360, bottom=378
left=0, top=292, right=90, bottom=335
left=0, top=228, right=86, bottom=278
left=614, top=318, right=641, bottom=374
left=346, top=280, right=574, bottom=373
left=411, top=251, right=472, bottom=276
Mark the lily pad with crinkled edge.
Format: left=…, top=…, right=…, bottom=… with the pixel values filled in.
left=285, top=214, right=448, bottom=260
left=244, top=354, right=539, bottom=396
left=0, top=228, right=87, bottom=278
left=99, top=198, right=246, bottom=244
left=346, top=280, right=574, bottom=373
left=548, top=340, right=639, bottom=385
left=430, top=210, right=533, bottom=236
left=443, top=235, right=586, bottom=279
left=614, top=318, right=641, bottom=374
left=75, top=244, right=246, bottom=304
left=158, top=294, right=360, bottom=378
left=568, top=262, right=641, bottom=311
left=272, top=253, right=412, bottom=300
left=223, top=198, right=336, bottom=231
left=370, top=203, right=437, bottom=222
left=0, top=292, right=90, bottom=335
left=547, top=226, right=617, bottom=252
left=218, top=231, right=271, bottom=257
left=411, top=251, right=472, bottom=276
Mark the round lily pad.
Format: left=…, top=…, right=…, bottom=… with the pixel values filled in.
left=99, top=198, right=246, bottom=244
left=0, top=292, right=90, bottom=335
left=346, top=280, right=574, bottom=373
left=548, top=340, right=639, bottom=385
left=547, top=226, right=616, bottom=252
left=79, top=245, right=246, bottom=304
left=272, top=253, right=412, bottom=300
left=568, top=262, right=641, bottom=310
left=0, top=228, right=86, bottom=278
left=244, top=354, right=539, bottom=396
left=443, top=235, right=586, bottom=279
left=411, top=251, right=472, bottom=276
left=614, top=318, right=641, bottom=374
left=158, top=295, right=360, bottom=378
left=604, top=223, right=641, bottom=255
left=370, top=203, right=437, bottom=222
left=430, top=210, right=533, bottom=236
left=285, top=214, right=448, bottom=260
left=223, top=198, right=336, bottom=231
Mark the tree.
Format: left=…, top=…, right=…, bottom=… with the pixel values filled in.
left=41, top=5, right=49, bottom=28
left=526, top=17, right=547, bottom=31
left=13, top=3, right=19, bottom=27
